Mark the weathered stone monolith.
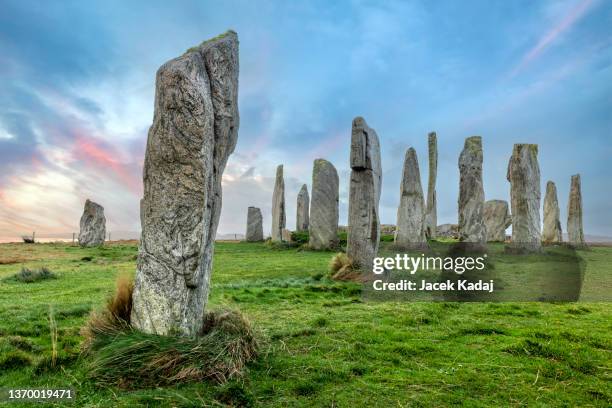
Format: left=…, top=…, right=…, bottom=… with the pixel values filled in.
left=506, top=144, right=541, bottom=252
left=296, top=184, right=309, bottom=232
left=131, top=31, right=239, bottom=336
left=567, top=174, right=585, bottom=247
left=395, top=148, right=427, bottom=248
left=271, top=164, right=286, bottom=242
left=78, top=199, right=106, bottom=247
left=309, top=159, right=339, bottom=249
left=246, top=207, right=263, bottom=242
left=542, top=181, right=562, bottom=244
left=347, top=117, right=382, bottom=271
left=458, top=136, right=486, bottom=245
left=281, top=228, right=293, bottom=242
left=425, top=132, right=437, bottom=239
left=483, top=200, right=511, bottom=242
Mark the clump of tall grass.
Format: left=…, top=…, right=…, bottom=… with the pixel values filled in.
left=6, top=267, right=57, bottom=283
left=329, top=253, right=362, bottom=282
left=81, top=276, right=259, bottom=388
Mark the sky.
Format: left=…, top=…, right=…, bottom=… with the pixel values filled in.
left=0, top=0, right=610, bottom=239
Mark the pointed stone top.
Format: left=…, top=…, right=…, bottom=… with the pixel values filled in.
left=299, top=184, right=308, bottom=192
left=184, top=30, right=238, bottom=55
left=464, top=136, right=482, bottom=150
left=276, top=164, right=283, bottom=174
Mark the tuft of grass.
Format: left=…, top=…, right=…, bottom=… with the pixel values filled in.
left=48, top=306, right=58, bottom=368
left=329, top=253, right=363, bottom=281
left=6, top=267, right=57, bottom=283
left=0, top=350, right=32, bottom=370
left=84, top=308, right=259, bottom=388
left=81, top=276, right=134, bottom=349
left=215, top=381, right=255, bottom=407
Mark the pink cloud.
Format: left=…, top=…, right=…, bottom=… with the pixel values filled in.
left=74, top=135, right=142, bottom=195
left=509, top=0, right=596, bottom=78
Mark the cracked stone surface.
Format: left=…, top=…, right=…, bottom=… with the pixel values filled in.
left=131, top=31, right=239, bottom=336
left=425, top=132, right=437, bottom=239
left=309, top=159, right=339, bottom=249
left=271, top=164, right=286, bottom=242
left=78, top=199, right=106, bottom=247
left=395, top=148, right=427, bottom=248
left=246, top=207, right=263, bottom=242
left=507, top=144, right=541, bottom=252
left=542, top=181, right=562, bottom=244
left=483, top=200, right=511, bottom=242
left=347, top=117, right=382, bottom=271
left=567, top=174, right=585, bottom=247
left=296, top=184, right=309, bottom=232
left=458, top=136, right=486, bottom=244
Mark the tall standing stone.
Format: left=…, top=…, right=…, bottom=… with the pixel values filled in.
left=567, top=174, right=585, bottom=247
left=296, top=184, right=309, bottom=232
left=131, top=31, right=239, bottom=336
left=458, top=136, right=486, bottom=244
left=483, top=200, right=511, bottom=242
left=542, top=181, right=562, bottom=244
left=309, top=159, right=339, bottom=249
left=246, top=207, right=263, bottom=242
left=425, top=132, right=438, bottom=239
left=347, top=117, right=382, bottom=271
left=78, top=199, right=106, bottom=247
left=271, top=164, right=286, bottom=241
left=506, top=144, right=541, bottom=252
left=394, top=148, right=427, bottom=248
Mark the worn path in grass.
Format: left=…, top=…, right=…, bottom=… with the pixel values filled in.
left=0, top=241, right=610, bottom=407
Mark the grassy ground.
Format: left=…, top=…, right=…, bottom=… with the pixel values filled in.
left=0, top=241, right=610, bottom=407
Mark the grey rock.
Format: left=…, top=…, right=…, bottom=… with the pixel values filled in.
left=381, top=224, right=396, bottom=235
left=347, top=117, right=382, bottom=271
left=542, top=181, right=562, bottom=244
left=131, top=31, right=239, bottom=336
left=394, top=148, right=427, bottom=248
left=281, top=228, right=293, bottom=242
left=425, top=132, right=438, bottom=239
left=271, top=164, right=286, bottom=241
left=567, top=174, right=585, bottom=247
left=246, top=207, right=263, bottom=242
left=309, top=159, right=339, bottom=249
left=78, top=199, right=106, bottom=247
left=437, top=223, right=459, bottom=239
left=296, top=184, right=309, bottom=231
left=458, top=136, right=486, bottom=244
left=483, top=200, right=511, bottom=242
left=506, top=144, right=541, bottom=252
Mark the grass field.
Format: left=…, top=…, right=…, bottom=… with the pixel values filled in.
left=0, top=241, right=610, bottom=407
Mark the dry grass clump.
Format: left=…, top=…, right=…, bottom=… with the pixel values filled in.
left=329, top=253, right=363, bottom=282
left=81, top=277, right=259, bottom=388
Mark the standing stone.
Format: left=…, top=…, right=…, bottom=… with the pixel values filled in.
left=271, top=165, right=286, bottom=241
left=78, top=199, right=106, bottom=247
left=281, top=228, right=293, bottom=242
left=296, top=184, right=309, bottom=232
left=506, top=144, right=541, bottom=252
left=309, top=159, right=339, bottom=249
left=542, top=181, right=562, bottom=244
left=567, top=174, right=585, bottom=247
left=425, top=132, right=438, bottom=239
left=347, top=117, right=382, bottom=271
left=483, top=200, right=511, bottom=242
left=131, top=31, right=239, bottom=336
left=246, top=207, right=263, bottom=242
left=394, top=148, right=427, bottom=248
left=458, top=136, right=486, bottom=244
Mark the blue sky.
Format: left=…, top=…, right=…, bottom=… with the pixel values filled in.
left=0, top=0, right=610, bottom=238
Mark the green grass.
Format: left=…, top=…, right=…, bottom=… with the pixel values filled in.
left=0, top=241, right=610, bottom=406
